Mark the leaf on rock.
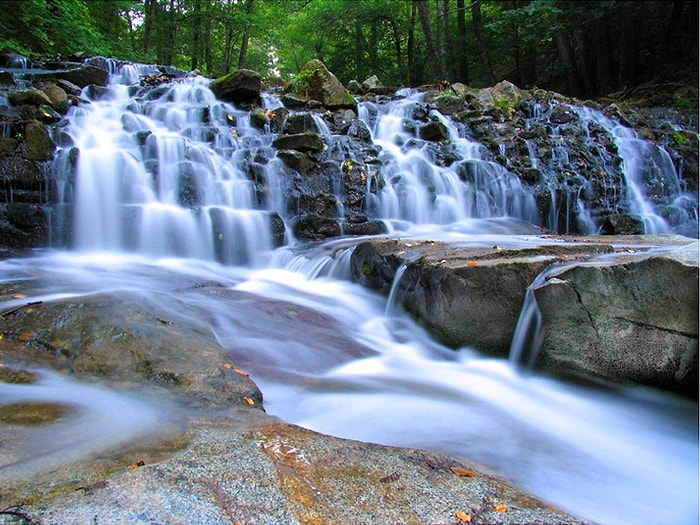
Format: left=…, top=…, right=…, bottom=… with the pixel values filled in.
left=451, top=466, right=477, bottom=477
left=233, top=368, right=250, bottom=377
left=127, top=460, right=146, bottom=469
left=495, top=504, right=508, bottom=513
left=466, top=261, right=478, bottom=267
left=242, top=396, right=255, bottom=405
left=455, top=510, right=472, bottom=522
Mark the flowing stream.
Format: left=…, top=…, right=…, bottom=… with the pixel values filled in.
left=0, top=65, right=697, bottom=525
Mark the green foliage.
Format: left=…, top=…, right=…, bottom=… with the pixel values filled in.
left=0, top=0, right=694, bottom=103
left=672, top=131, right=688, bottom=145
left=286, top=65, right=319, bottom=94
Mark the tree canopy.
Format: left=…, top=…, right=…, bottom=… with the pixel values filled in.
left=0, top=0, right=697, bottom=99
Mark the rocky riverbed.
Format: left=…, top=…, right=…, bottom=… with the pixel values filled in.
left=0, top=254, right=591, bottom=525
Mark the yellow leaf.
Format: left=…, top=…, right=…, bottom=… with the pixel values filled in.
left=127, top=460, right=145, bottom=469
left=451, top=466, right=477, bottom=477
left=495, top=504, right=508, bottom=513
left=12, top=294, right=27, bottom=299
left=466, top=261, right=478, bottom=267
left=222, top=363, right=233, bottom=369
left=243, top=396, right=255, bottom=405
left=455, top=510, right=472, bottom=522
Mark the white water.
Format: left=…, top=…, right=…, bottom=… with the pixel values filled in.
left=0, top=249, right=696, bottom=525
left=1, top=64, right=697, bottom=524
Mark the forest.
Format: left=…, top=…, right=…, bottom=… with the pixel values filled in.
left=0, top=0, right=697, bottom=100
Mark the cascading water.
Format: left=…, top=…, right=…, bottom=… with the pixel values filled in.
left=360, top=91, right=540, bottom=230
left=52, top=65, right=285, bottom=265
left=575, top=106, right=698, bottom=236
left=3, top=63, right=697, bottom=525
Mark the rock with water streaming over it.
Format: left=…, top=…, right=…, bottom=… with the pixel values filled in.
left=350, top=234, right=698, bottom=397
left=535, top=241, right=699, bottom=397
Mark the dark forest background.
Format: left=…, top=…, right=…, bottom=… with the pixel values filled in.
left=0, top=0, right=697, bottom=101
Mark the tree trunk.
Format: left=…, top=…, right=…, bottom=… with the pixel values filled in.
left=415, top=0, right=444, bottom=81
left=436, top=0, right=449, bottom=78
left=554, top=26, right=584, bottom=97
left=390, top=19, right=404, bottom=73
left=144, top=0, right=155, bottom=55
left=205, top=17, right=213, bottom=75
left=471, top=0, right=495, bottom=84
left=237, top=0, right=255, bottom=70
left=456, top=0, right=469, bottom=83
left=408, top=1, right=418, bottom=85
left=191, top=0, right=202, bottom=71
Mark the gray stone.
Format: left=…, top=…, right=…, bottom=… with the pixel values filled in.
left=535, top=244, right=699, bottom=396
left=210, top=68, right=262, bottom=105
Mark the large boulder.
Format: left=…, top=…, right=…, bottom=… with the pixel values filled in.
left=351, top=237, right=614, bottom=354
left=535, top=242, right=699, bottom=396
left=350, top=235, right=698, bottom=396
left=210, top=68, right=262, bottom=106
left=285, top=59, right=356, bottom=109
left=30, top=65, right=109, bottom=87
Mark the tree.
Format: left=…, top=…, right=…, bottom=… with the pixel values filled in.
left=471, top=0, right=495, bottom=84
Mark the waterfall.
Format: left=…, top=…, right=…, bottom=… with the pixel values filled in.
left=575, top=106, right=697, bottom=235
left=359, top=91, right=539, bottom=230
left=53, top=65, right=281, bottom=265
left=4, top=62, right=696, bottom=525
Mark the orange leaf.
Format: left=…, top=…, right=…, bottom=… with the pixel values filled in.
left=13, top=294, right=27, bottom=299
left=466, top=261, right=478, bottom=267
left=495, top=504, right=508, bottom=513
left=127, top=460, right=145, bottom=469
left=455, top=510, right=472, bottom=522
left=243, top=396, right=255, bottom=405
left=17, top=333, right=33, bottom=342
left=222, top=363, right=233, bottom=369
left=451, top=466, right=477, bottom=477
left=233, top=368, right=250, bottom=377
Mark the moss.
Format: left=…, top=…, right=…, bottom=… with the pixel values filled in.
left=0, top=401, right=75, bottom=425
left=361, top=262, right=375, bottom=276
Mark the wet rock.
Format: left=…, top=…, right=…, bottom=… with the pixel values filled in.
left=285, top=59, right=356, bottom=109
left=535, top=243, right=699, bottom=397
left=30, top=64, right=110, bottom=88
left=210, top=68, right=262, bottom=106
left=0, top=203, right=49, bottom=247
left=23, top=119, right=56, bottom=161
left=281, top=112, right=320, bottom=135
left=0, top=291, right=261, bottom=409
left=419, top=120, right=449, bottom=142
left=0, top=71, right=15, bottom=86
left=8, top=88, right=53, bottom=107
left=350, top=235, right=698, bottom=396
left=272, top=132, right=325, bottom=153
left=276, top=149, right=315, bottom=175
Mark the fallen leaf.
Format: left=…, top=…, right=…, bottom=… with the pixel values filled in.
left=466, top=261, right=478, bottom=267
left=495, top=504, right=508, bottom=513
left=451, top=466, right=477, bottom=477
left=17, top=333, right=33, bottom=342
left=222, top=363, right=233, bottom=369
left=242, top=396, right=255, bottom=405
left=127, top=460, right=146, bottom=469
left=233, top=368, right=250, bottom=377
left=455, top=510, right=472, bottom=522
left=12, top=294, right=27, bottom=299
